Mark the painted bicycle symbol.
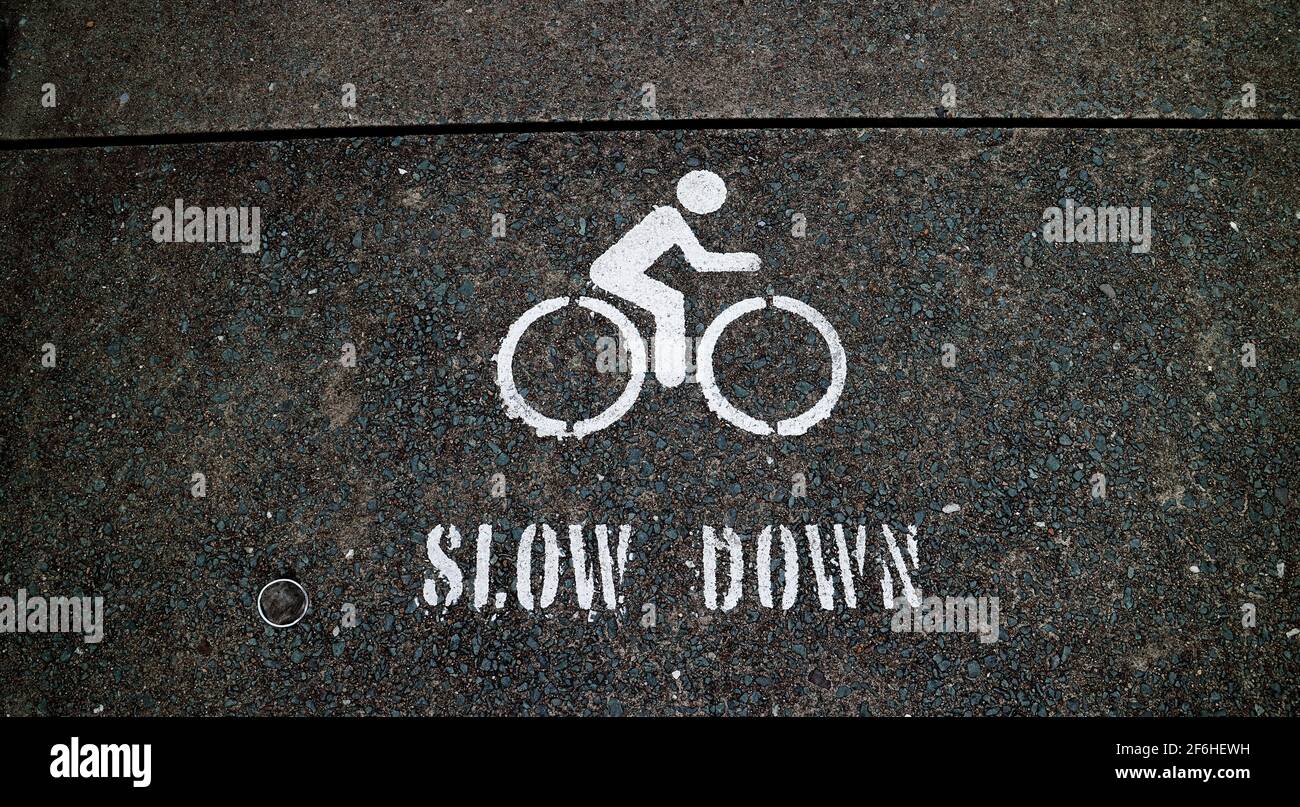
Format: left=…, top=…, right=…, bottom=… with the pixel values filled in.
left=494, top=170, right=846, bottom=439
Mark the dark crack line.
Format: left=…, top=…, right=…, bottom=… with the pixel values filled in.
left=1, top=115, right=1297, bottom=152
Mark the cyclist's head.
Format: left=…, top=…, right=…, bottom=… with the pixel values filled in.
left=676, top=170, right=727, bottom=215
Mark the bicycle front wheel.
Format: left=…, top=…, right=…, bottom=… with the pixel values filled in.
left=696, top=296, right=846, bottom=436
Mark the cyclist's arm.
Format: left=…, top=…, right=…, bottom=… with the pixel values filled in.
left=657, top=207, right=760, bottom=272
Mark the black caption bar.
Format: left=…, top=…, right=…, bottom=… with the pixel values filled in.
left=0, top=716, right=1286, bottom=794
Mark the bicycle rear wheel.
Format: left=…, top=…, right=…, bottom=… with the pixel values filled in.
left=493, top=296, right=648, bottom=439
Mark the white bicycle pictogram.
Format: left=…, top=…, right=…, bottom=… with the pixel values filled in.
left=494, top=170, right=846, bottom=439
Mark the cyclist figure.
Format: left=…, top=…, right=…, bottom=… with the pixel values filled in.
left=590, top=170, right=759, bottom=387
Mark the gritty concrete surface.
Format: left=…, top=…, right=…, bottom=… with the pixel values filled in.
left=1, top=129, right=1296, bottom=715
left=2, top=0, right=1298, bottom=139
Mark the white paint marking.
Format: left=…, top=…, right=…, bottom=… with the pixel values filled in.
left=702, top=526, right=743, bottom=610
left=804, top=525, right=836, bottom=610
left=493, top=170, right=843, bottom=438
left=882, top=524, right=921, bottom=608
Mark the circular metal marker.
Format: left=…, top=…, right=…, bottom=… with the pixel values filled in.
left=257, top=578, right=309, bottom=628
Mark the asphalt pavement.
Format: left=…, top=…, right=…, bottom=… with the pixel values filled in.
left=2, top=1, right=1298, bottom=718
left=2, top=0, right=1297, bottom=139
left=2, top=127, right=1296, bottom=715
